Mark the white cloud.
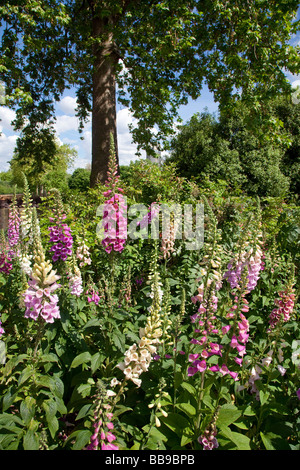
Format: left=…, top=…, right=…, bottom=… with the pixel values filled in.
left=0, top=107, right=19, bottom=171
left=54, top=114, right=80, bottom=135
left=60, top=137, right=79, bottom=148
left=72, top=156, right=91, bottom=171
left=0, top=133, right=18, bottom=171
left=0, top=107, right=16, bottom=133
left=116, top=108, right=144, bottom=165
left=117, top=108, right=135, bottom=134
left=0, top=100, right=145, bottom=172
left=80, top=130, right=92, bottom=159
left=57, top=96, right=78, bottom=116
left=291, top=79, right=300, bottom=89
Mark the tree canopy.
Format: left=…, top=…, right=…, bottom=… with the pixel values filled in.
left=168, top=95, right=300, bottom=197
left=10, top=139, right=76, bottom=193
left=1, top=0, right=299, bottom=185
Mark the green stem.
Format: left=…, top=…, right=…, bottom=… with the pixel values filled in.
left=196, top=370, right=206, bottom=430
left=33, top=318, right=45, bottom=358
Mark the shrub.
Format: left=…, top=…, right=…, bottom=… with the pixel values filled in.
left=68, top=168, right=91, bottom=192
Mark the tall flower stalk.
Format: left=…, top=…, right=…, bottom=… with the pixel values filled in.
left=224, top=202, right=264, bottom=293
left=188, top=198, right=224, bottom=380
left=86, top=380, right=119, bottom=451
left=48, top=190, right=73, bottom=263
left=7, top=187, right=20, bottom=249
left=0, top=230, right=13, bottom=275
left=23, top=208, right=61, bottom=325
left=117, top=245, right=165, bottom=387
left=19, top=173, right=33, bottom=242
left=76, top=236, right=91, bottom=268
left=67, top=256, right=83, bottom=297
left=101, top=135, right=127, bottom=254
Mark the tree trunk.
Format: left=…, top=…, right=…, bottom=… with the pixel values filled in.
left=90, top=16, right=119, bottom=187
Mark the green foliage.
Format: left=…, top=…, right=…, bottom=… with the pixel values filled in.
left=9, top=141, right=76, bottom=194
left=68, top=168, right=91, bottom=193
left=0, top=160, right=299, bottom=451
left=0, top=171, right=22, bottom=194
left=1, top=0, right=299, bottom=179
left=169, top=96, right=299, bottom=197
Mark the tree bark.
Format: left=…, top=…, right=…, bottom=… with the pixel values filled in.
left=90, top=15, right=119, bottom=187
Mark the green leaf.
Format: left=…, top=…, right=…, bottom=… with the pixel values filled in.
left=112, top=330, right=125, bottom=352
left=83, top=318, right=101, bottom=330
left=113, top=404, right=133, bottom=417
left=71, top=429, right=92, bottom=450
left=42, top=400, right=59, bottom=439
left=180, top=382, right=197, bottom=399
left=35, top=375, right=53, bottom=390
left=217, top=404, right=242, bottom=428
left=76, top=403, right=93, bottom=421
left=23, top=430, right=39, bottom=450
left=39, top=353, right=59, bottom=363
left=0, top=413, right=23, bottom=427
left=161, top=412, right=192, bottom=442
left=54, top=396, right=67, bottom=415
left=219, top=427, right=251, bottom=450
left=90, top=352, right=104, bottom=374
left=180, top=426, right=195, bottom=447
left=175, top=402, right=196, bottom=418
left=77, top=382, right=92, bottom=398
left=2, top=387, right=17, bottom=412
left=242, top=405, right=256, bottom=416
left=70, top=352, right=91, bottom=369
left=259, top=390, right=270, bottom=406
left=20, top=397, right=36, bottom=426
left=18, top=366, right=33, bottom=386
left=260, top=432, right=276, bottom=450
left=51, top=376, right=64, bottom=399
left=4, top=354, right=28, bottom=373
left=143, top=425, right=168, bottom=449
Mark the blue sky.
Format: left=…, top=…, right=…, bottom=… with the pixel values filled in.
left=0, top=82, right=219, bottom=172
left=0, top=22, right=299, bottom=173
